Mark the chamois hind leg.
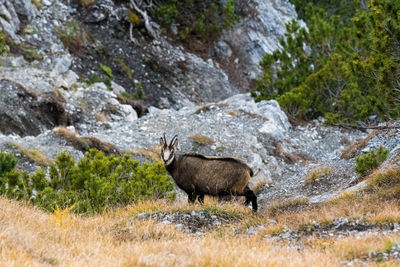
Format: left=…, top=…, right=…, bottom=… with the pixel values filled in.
left=244, top=186, right=258, bottom=212
left=197, top=194, right=205, bottom=204
left=188, top=192, right=196, bottom=204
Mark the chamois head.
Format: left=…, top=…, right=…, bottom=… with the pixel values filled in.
left=160, top=134, right=178, bottom=166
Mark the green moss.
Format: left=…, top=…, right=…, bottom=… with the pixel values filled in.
left=31, top=0, right=42, bottom=10
left=99, top=63, right=113, bottom=79
left=127, top=9, right=141, bottom=26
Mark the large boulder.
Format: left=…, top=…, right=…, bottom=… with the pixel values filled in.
left=0, top=79, right=72, bottom=136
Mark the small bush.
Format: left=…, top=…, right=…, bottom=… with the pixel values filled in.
left=0, top=151, right=18, bottom=177
left=304, top=165, right=333, bottom=185
left=0, top=30, right=9, bottom=56
left=85, top=72, right=113, bottom=91
left=355, top=146, right=389, bottom=176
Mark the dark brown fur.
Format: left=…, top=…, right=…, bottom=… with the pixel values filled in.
left=161, top=136, right=257, bottom=211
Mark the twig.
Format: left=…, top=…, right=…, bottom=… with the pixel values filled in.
left=333, top=123, right=400, bottom=130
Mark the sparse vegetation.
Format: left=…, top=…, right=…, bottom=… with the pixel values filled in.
left=264, top=225, right=285, bottom=236
left=0, top=30, right=9, bottom=56
left=366, top=168, right=400, bottom=202
left=54, top=126, right=120, bottom=155
left=56, top=20, right=87, bottom=57
left=99, top=63, right=113, bottom=79
left=304, top=165, right=333, bottom=185
left=79, top=0, right=95, bottom=7
left=6, top=142, right=50, bottom=166
left=131, top=146, right=162, bottom=163
left=113, top=57, right=133, bottom=80
left=85, top=72, right=113, bottom=91
left=341, top=130, right=378, bottom=159
left=31, top=0, right=42, bottom=10
left=189, top=134, right=215, bottom=146
left=355, top=146, right=389, bottom=176
left=268, top=198, right=309, bottom=217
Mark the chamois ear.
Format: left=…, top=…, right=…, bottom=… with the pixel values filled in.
left=160, top=137, right=165, bottom=147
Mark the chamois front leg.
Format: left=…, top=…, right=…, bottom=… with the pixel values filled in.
left=243, top=186, right=258, bottom=212
left=197, top=194, right=204, bottom=204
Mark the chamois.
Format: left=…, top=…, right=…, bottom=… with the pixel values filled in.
left=160, top=134, right=257, bottom=211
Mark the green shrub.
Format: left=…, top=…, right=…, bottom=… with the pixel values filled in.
left=99, top=63, right=113, bottom=79
left=86, top=72, right=113, bottom=91
left=355, top=146, right=389, bottom=176
left=0, top=151, right=17, bottom=177
left=0, top=149, right=175, bottom=214
left=253, top=0, right=400, bottom=123
left=0, top=30, right=9, bottom=56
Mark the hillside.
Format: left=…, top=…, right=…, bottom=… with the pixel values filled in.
left=0, top=0, right=400, bottom=266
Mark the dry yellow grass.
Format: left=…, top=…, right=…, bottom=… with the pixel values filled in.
left=5, top=142, right=51, bottom=166
left=341, top=130, right=378, bottom=159
left=1, top=165, right=400, bottom=266
left=189, top=134, right=215, bottom=146
left=1, top=195, right=400, bottom=266
left=130, top=145, right=162, bottom=162
left=0, top=197, right=338, bottom=267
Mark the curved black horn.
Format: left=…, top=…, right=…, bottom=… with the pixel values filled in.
left=170, top=134, right=178, bottom=144
left=163, top=132, right=167, bottom=143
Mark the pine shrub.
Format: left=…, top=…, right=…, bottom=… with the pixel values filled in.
left=253, top=0, right=400, bottom=124
left=0, top=149, right=175, bottom=214
left=355, top=146, right=389, bottom=176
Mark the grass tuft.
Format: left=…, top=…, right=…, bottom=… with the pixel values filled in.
left=5, top=142, right=51, bottom=166
left=189, top=134, right=215, bottom=146
left=304, top=165, right=333, bottom=185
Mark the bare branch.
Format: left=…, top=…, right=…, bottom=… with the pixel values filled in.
left=129, top=0, right=157, bottom=39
